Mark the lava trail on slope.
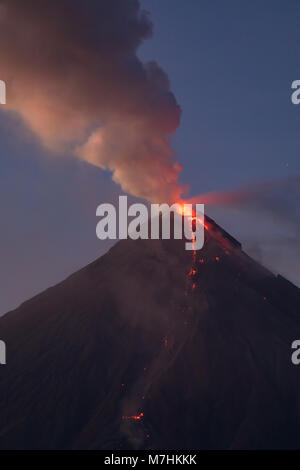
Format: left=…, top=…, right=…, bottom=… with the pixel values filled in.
left=0, top=217, right=300, bottom=450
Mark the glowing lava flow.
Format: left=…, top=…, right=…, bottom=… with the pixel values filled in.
left=120, top=204, right=208, bottom=446
left=120, top=204, right=232, bottom=443
left=176, top=202, right=208, bottom=231
left=176, top=204, right=202, bottom=293
left=122, top=412, right=144, bottom=421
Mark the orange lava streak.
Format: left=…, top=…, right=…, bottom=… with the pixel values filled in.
left=176, top=203, right=207, bottom=230
left=122, top=412, right=144, bottom=421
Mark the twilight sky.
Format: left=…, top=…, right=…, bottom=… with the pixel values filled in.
left=0, top=0, right=300, bottom=314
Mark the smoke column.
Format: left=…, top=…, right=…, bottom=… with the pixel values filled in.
left=0, top=0, right=185, bottom=203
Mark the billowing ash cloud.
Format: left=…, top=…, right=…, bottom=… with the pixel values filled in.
left=0, top=0, right=185, bottom=203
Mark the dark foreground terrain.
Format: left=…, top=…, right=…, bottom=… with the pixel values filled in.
left=1, top=217, right=300, bottom=450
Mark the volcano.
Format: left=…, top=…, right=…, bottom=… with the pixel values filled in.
left=1, top=216, right=300, bottom=450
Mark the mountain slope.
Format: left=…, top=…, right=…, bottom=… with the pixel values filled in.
left=0, top=218, right=300, bottom=450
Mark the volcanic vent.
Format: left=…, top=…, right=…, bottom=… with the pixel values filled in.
left=0, top=217, right=300, bottom=450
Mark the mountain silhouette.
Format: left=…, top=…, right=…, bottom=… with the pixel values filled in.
left=1, top=216, right=300, bottom=450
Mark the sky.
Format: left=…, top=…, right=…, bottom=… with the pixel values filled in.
left=0, top=0, right=300, bottom=314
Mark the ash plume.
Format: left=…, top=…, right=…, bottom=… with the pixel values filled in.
left=189, top=175, right=300, bottom=230
left=0, top=0, right=185, bottom=203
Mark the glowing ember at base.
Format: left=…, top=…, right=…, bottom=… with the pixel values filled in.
left=122, top=412, right=144, bottom=421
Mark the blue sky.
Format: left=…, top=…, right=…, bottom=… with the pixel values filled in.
left=0, top=0, right=300, bottom=314
left=140, top=0, right=300, bottom=192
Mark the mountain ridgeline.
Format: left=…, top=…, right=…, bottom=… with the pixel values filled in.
left=0, top=216, right=300, bottom=449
